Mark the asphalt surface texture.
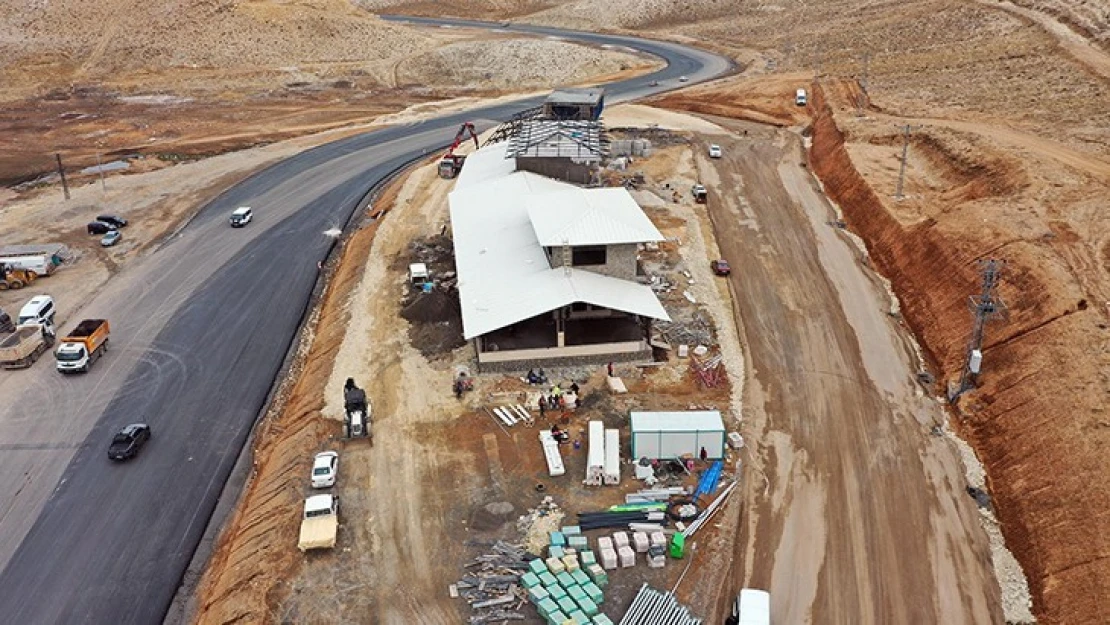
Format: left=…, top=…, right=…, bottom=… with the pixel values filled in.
left=0, top=18, right=731, bottom=624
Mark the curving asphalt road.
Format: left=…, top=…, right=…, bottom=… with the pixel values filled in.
left=0, top=18, right=731, bottom=624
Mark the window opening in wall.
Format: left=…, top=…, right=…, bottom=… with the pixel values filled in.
left=572, top=245, right=606, bottom=266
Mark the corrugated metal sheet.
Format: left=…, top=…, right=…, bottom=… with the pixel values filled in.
left=630, top=411, right=725, bottom=433
left=527, top=188, right=664, bottom=246
left=449, top=143, right=670, bottom=340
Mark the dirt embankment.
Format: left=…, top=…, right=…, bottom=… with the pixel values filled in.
left=191, top=182, right=398, bottom=624
left=805, top=84, right=1110, bottom=624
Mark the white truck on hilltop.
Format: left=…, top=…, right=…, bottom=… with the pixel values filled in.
left=298, top=494, right=339, bottom=552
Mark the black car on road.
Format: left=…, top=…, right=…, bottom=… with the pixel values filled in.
left=108, top=423, right=151, bottom=461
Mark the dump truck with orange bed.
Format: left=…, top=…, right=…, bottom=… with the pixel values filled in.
left=55, top=318, right=110, bottom=373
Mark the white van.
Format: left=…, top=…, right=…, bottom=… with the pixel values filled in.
left=731, top=588, right=771, bottom=625
left=795, top=88, right=808, bottom=106
left=229, top=206, right=253, bottom=228
left=18, top=295, right=56, bottom=326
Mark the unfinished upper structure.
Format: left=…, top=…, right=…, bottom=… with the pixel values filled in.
left=543, top=88, right=604, bottom=121
left=448, top=89, right=669, bottom=370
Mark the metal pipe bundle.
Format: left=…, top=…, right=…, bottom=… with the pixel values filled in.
left=683, top=480, right=738, bottom=538
left=577, top=510, right=666, bottom=531
left=618, top=583, right=702, bottom=624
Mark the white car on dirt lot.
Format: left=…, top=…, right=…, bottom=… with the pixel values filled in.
left=708, top=144, right=722, bottom=158
left=311, top=451, right=339, bottom=488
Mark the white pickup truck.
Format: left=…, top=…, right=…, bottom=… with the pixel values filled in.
left=298, top=494, right=339, bottom=552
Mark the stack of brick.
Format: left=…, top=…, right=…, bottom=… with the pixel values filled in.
left=524, top=531, right=612, bottom=624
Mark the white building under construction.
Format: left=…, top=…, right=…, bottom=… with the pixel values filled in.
left=449, top=112, right=670, bottom=370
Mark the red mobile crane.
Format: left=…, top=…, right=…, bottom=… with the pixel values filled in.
left=437, top=122, right=480, bottom=179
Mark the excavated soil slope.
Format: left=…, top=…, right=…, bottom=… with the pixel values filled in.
left=806, top=84, right=1110, bottom=625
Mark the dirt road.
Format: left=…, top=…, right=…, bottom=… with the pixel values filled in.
left=700, top=122, right=1005, bottom=623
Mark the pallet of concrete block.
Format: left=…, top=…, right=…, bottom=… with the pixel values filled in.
left=584, top=421, right=604, bottom=486
left=603, top=428, right=620, bottom=485
left=539, top=431, right=566, bottom=477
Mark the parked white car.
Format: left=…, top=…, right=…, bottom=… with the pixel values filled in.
left=708, top=144, right=722, bottom=158
left=311, top=451, right=339, bottom=488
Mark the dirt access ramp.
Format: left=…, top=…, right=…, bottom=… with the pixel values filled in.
left=646, top=0, right=1110, bottom=612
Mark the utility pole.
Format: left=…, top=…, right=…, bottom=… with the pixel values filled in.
left=95, top=152, right=107, bottom=193
left=951, top=259, right=1007, bottom=400
left=894, top=124, right=913, bottom=199
left=55, top=153, right=70, bottom=201
left=861, top=52, right=871, bottom=94
left=856, top=52, right=871, bottom=117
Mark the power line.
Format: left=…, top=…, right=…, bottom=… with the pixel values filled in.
left=951, top=259, right=1007, bottom=400
left=894, top=124, right=915, bottom=199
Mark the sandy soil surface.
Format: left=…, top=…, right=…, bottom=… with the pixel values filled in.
left=191, top=118, right=750, bottom=623
left=0, top=4, right=657, bottom=184
left=685, top=116, right=1010, bottom=623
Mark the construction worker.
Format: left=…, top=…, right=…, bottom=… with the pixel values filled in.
left=538, top=396, right=547, bottom=418
left=699, top=446, right=709, bottom=462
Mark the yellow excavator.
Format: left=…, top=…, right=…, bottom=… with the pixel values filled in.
left=0, top=263, right=38, bottom=290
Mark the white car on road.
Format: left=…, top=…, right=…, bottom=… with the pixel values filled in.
left=708, top=144, right=722, bottom=158
left=311, top=451, right=339, bottom=488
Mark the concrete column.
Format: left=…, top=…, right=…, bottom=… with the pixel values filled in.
left=556, top=313, right=566, bottom=348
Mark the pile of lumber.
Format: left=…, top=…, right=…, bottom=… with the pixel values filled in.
left=455, top=541, right=533, bottom=622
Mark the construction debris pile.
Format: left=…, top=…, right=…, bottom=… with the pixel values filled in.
left=653, top=313, right=714, bottom=349
left=516, top=497, right=566, bottom=556
left=617, top=584, right=702, bottom=625
left=454, top=541, right=531, bottom=623
left=400, top=235, right=465, bottom=357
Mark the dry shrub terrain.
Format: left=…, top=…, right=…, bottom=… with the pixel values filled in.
left=1008, top=0, right=1110, bottom=49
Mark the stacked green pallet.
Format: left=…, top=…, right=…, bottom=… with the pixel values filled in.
left=527, top=530, right=616, bottom=625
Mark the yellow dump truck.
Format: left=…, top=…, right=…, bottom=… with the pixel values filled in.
left=0, top=322, right=56, bottom=369
left=55, top=319, right=110, bottom=373
left=298, top=494, right=339, bottom=552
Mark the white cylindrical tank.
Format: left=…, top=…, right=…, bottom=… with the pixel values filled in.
left=585, top=421, right=605, bottom=486
left=969, top=349, right=983, bottom=374
left=603, top=428, right=620, bottom=485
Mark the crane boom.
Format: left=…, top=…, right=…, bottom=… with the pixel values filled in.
left=438, top=122, right=480, bottom=179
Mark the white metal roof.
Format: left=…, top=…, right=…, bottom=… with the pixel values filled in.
left=527, top=187, right=664, bottom=246
left=449, top=143, right=670, bottom=339
left=454, top=140, right=517, bottom=189
left=630, top=411, right=725, bottom=433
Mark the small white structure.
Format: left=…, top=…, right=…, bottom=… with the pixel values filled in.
left=409, top=262, right=430, bottom=286
left=539, top=430, right=566, bottom=477
left=603, top=428, right=621, bottom=485
left=585, top=420, right=605, bottom=486
left=969, top=349, right=983, bottom=374
left=630, top=411, right=726, bottom=460
left=735, top=588, right=771, bottom=625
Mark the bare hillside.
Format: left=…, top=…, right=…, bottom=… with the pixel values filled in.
left=0, top=0, right=434, bottom=95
